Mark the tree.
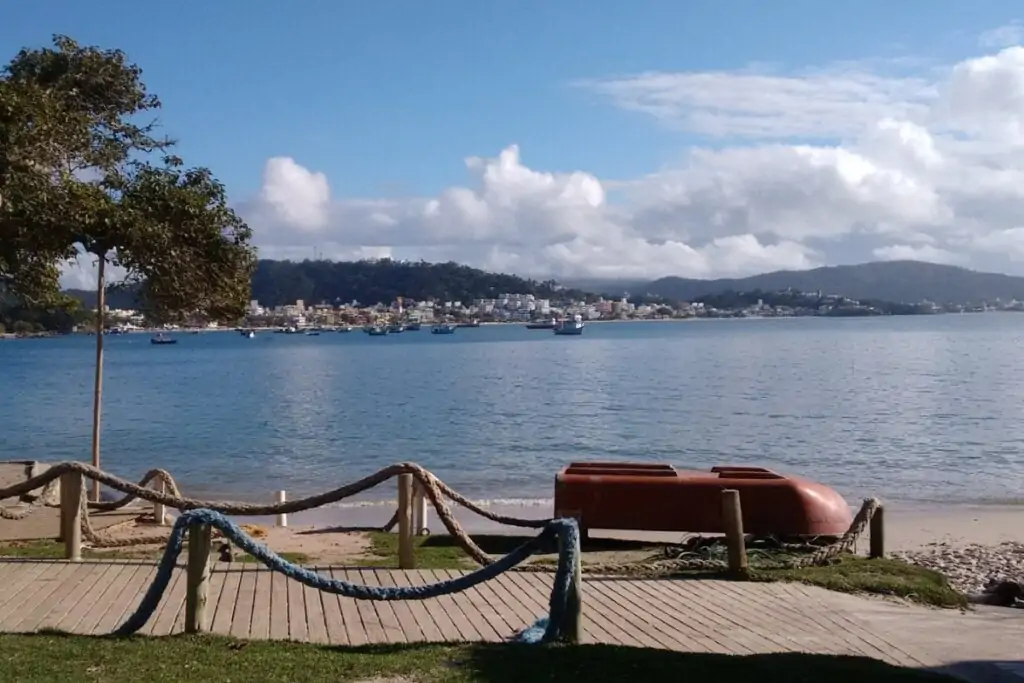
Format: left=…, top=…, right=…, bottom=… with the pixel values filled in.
left=0, top=36, right=256, bottom=499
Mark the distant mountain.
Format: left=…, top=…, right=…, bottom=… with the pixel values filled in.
left=635, top=261, right=1024, bottom=305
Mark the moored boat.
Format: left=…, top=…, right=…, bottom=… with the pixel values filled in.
left=150, top=334, right=177, bottom=345
left=553, top=314, right=585, bottom=336
left=431, top=323, right=457, bottom=335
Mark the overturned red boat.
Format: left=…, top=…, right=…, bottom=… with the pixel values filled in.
left=553, top=462, right=852, bottom=537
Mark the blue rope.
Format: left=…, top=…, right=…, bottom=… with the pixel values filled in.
left=114, top=509, right=579, bottom=644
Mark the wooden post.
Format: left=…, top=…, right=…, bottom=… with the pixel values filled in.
left=185, top=522, right=212, bottom=633
left=153, top=478, right=167, bottom=526
left=276, top=490, right=288, bottom=528
left=413, top=481, right=429, bottom=535
left=397, top=473, right=415, bottom=569
left=559, top=528, right=583, bottom=644
left=59, top=472, right=83, bottom=561
left=869, top=505, right=885, bottom=559
left=721, top=489, right=748, bottom=576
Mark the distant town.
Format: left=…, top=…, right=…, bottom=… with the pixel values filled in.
left=91, top=288, right=1024, bottom=333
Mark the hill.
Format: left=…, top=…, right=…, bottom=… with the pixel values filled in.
left=64, top=259, right=591, bottom=310
left=631, top=261, right=1024, bottom=305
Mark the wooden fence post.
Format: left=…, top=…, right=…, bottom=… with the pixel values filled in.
left=413, top=481, right=429, bottom=535
left=869, top=505, right=885, bottom=559
left=153, top=478, right=167, bottom=526
left=276, top=490, right=288, bottom=528
left=185, top=522, right=213, bottom=633
left=59, top=472, right=83, bottom=561
left=397, top=474, right=415, bottom=569
left=559, top=527, right=583, bottom=644
left=721, top=489, right=748, bottom=576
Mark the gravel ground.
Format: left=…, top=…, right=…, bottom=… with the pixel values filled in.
left=893, top=541, right=1024, bottom=596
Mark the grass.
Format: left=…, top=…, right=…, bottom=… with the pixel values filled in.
left=752, top=556, right=968, bottom=609
left=0, top=633, right=961, bottom=683
left=359, top=532, right=474, bottom=569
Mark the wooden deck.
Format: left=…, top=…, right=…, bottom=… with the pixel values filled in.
left=4, top=558, right=1024, bottom=673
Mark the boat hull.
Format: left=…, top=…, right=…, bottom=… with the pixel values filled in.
left=554, top=463, right=852, bottom=537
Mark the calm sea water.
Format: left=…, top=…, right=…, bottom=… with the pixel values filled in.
left=2, top=315, right=1023, bottom=509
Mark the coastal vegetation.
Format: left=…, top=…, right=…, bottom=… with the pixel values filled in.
left=0, top=34, right=256, bottom=495
left=0, top=634, right=959, bottom=682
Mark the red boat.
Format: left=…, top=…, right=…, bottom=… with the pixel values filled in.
left=554, top=462, right=852, bottom=537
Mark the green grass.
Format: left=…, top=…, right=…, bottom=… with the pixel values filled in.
left=752, top=556, right=967, bottom=609
left=0, top=633, right=960, bottom=683
left=359, top=532, right=473, bottom=569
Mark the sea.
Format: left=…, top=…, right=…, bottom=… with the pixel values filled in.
left=2, top=314, right=1023, bottom=516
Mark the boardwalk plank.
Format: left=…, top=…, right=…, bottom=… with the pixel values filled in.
left=211, top=566, right=242, bottom=636
left=229, top=565, right=257, bottom=639
left=0, top=560, right=949, bottom=667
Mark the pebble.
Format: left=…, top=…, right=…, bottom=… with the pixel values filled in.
left=893, top=541, right=1024, bottom=597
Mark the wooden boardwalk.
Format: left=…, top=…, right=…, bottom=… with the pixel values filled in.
left=3, top=559, right=1024, bottom=674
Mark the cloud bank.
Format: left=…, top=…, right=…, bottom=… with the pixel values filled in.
left=61, top=28, right=1024, bottom=288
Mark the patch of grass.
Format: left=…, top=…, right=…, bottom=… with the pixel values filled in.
left=359, top=532, right=472, bottom=569
left=0, top=633, right=959, bottom=683
left=752, top=556, right=968, bottom=609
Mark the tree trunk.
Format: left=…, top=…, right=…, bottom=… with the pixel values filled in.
left=89, top=256, right=106, bottom=502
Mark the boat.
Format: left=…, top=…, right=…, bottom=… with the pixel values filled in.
left=305, top=330, right=320, bottom=336
left=337, top=326, right=353, bottom=333
left=240, top=329, right=255, bottom=339
left=431, top=323, right=457, bottom=335
left=457, top=319, right=481, bottom=328
left=150, top=334, right=177, bottom=346
left=553, top=314, right=585, bottom=336
left=387, top=323, right=405, bottom=334
left=525, top=319, right=557, bottom=330
left=405, top=321, right=422, bottom=331
left=554, top=463, right=853, bottom=537
left=366, top=326, right=389, bottom=336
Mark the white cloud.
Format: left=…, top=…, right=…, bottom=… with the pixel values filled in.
left=219, top=39, right=1024, bottom=282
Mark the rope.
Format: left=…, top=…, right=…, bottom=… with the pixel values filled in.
left=0, top=461, right=546, bottom=560
left=114, top=509, right=579, bottom=644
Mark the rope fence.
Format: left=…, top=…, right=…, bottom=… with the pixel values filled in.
left=0, top=461, right=886, bottom=577
left=110, top=509, right=582, bottom=643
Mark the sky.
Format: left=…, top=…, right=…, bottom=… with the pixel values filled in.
left=5, top=1, right=1024, bottom=288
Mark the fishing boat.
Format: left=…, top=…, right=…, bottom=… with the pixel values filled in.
left=457, top=319, right=481, bottom=328
left=405, top=321, right=422, bottom=331
left=431, top=323, right=457, bottom=335
left=366, top=325, right=389, bottom=336
left=525, top=318, right=557, bottom=330
left=337, top=326, right=353, bottom=333
left=305, top=330, right=320, bottom=336
left=387, top=323, right=405, bottom=334
left=553, top=314, right=585, bottom=336
left=150, top=334, right=177, bottom=345
left=240, top=329, right=255, bottom=339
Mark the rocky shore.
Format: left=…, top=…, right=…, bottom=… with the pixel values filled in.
left=894, top=541, right=1024, bottom=598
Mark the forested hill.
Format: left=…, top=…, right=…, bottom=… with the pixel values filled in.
left=62, top=259, right=588, bottom=310
left=248, top=259, right=593, bottom=307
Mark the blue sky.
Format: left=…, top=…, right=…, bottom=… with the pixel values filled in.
left=10, top=1, right=1024, bottom=283
left=2, top=0, right=1017, bottom=197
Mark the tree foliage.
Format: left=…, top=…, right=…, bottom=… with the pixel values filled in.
left=0, top=34, right=255, bottom=318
